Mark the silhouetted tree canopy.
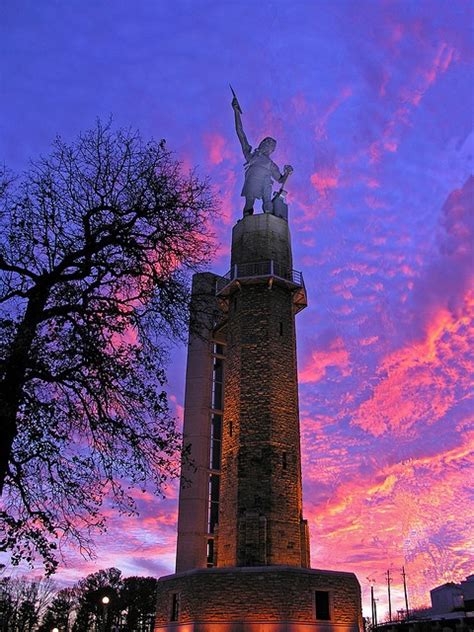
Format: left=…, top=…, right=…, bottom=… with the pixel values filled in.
left=71, top=570, right=158, bottom=632
left=0, top=121, right=216, bottom=573
left=73, top=567, right=122, bottom=632
left=1, top=569, right=158, bottom=631
left=120, top=576, right=158, bottom=631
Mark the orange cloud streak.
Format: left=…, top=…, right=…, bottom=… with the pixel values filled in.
left=300, top=336, right=351, bottom=384
left=304, top=430, right=474, bottom=616
left=351, top=293, right=474, bottom=436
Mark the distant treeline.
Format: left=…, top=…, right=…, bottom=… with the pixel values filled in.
left=0, top=567, right=157, bottom=631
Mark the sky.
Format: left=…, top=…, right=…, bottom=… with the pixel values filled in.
left=1, top=0, right=473, bottom=620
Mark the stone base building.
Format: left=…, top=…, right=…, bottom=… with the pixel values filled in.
left=155, top=566, right=362, bottom=631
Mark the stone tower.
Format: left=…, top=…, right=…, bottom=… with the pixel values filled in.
left=154, top=211, right=363, bottom=631
left=216, top=213, right=309, bottom=569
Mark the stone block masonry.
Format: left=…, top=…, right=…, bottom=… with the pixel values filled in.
left=154, top=566, right=363, bottom=631
left=218, top=282, right=307, bottom=567
left=215, top=214, right=309, bottom=569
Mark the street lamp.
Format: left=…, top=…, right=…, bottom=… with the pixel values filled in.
left=101, top=596, right=110, bottom=632
left=366, top=577, right=376, bottom=629
left=52, top=628, right=59, bottom=632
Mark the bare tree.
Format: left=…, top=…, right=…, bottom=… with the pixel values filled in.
left=0, top=121, right=216, bottom=573
left=0, top=576, right=56, bottom=631
left=38, top=587, right=77, bottom=632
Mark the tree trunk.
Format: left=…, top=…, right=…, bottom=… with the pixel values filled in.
left=0, top=283, right=48, bottom=495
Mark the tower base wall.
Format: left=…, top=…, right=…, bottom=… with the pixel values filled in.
left=154, top=566, right=362, bottom=632
left=156, top=626, right=357, bottom=632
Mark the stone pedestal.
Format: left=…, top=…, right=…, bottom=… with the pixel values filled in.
left=154, top=566, right=363, bottom=632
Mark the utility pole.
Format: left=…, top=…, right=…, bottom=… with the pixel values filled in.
left=402, top=566, right=410, bottom=620
left=372, top=585, right=375, bottom=627
left=367, top=577, right=376, bottom=628
left=385, top=569, right=392, bottom=622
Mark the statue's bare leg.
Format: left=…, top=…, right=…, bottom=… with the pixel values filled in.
left=262, top=187, right=273, bottom=214
left=244, top=197, right=255, bottom=216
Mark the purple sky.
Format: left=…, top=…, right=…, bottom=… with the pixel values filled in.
left=1, top=0, right=473, bottom=618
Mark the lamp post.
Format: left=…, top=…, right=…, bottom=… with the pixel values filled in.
left=52, top=628, right=59, bottom=632
left=366, top=577, right=376, bottom=629
left=373, top=598, right=379, bottom=628
left=101, top=596, right=110, bottom=632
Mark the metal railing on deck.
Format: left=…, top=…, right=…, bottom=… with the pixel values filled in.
left=215, top=260, right=304, bottom=293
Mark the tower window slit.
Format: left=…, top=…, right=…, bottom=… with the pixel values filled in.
left=170, top=592, right=180, bottom=621
left=210, top=413, right=222, bottom=470
left=206, top=538, right=215, bottom=567
left=282, top=451, right=287, bottom=470
left=211, top=355, right=224, bottom=410
left=208, top=473, right=220, bottom=534
left=279, top=321, right=283, bottom=336
left=213, top=342, right=225, bottom=356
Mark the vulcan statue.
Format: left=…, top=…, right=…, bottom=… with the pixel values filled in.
left=231, top=87, right=293, bottom=218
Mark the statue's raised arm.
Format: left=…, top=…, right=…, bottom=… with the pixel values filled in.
left=230, top=88, right=293, bottom=218
left=232, top=96, right=252, bottom=162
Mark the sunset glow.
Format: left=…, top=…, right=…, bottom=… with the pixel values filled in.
left=1, top=0, right=472, bottom=619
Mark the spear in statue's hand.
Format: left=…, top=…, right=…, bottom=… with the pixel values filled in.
left=230, top=84, right=243, bottom=114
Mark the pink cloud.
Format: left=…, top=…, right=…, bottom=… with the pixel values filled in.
left=379, top=69, right=390, bottom=97
left=333, top=304, right=354, bottom=316
left=110, top=324, right=139, bottom=349
left=202, top=132, right=233, bottom=165
left=411, top=177, right=474, bottom=331
left=351, top=296, right=474, bottom=436
left=291, top=92, right=309, bottom=116
left=332, top=262, right=378, bottom=276
left=333, top=276, right=358, bottom=300
left=366, top=178, right=380, bottom=189
left=365, top=195, right=388, bottom=209
left=404, top=42, right=457, bottom=106
left=169, top=394, right=184, bottom=425
left=369, top=42, right=458, bottom=165
left=360, top=336, right=379, bottom=347
left=300, top=336, right=351, bottom=383
left=314, top=86, right=353, bottom=140
left=303, top=432, right=474, bottom=615
left=310, top=166, right=340, bottom=197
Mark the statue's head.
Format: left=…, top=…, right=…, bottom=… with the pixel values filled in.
left=258, top=137, right=276, bottom=156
